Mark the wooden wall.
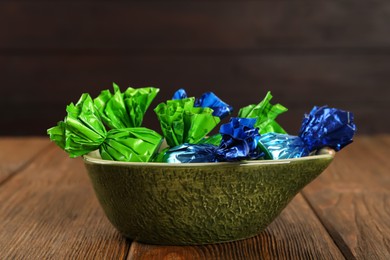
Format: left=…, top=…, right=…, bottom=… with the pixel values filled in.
left=1, top=1, right=389, bottom=135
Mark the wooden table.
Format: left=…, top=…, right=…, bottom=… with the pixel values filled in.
left=1, top=135, right=389, bottom=259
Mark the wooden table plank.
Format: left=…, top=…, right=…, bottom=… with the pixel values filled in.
left=302, top=135, right=390, bottom=259
left=1, top=136, right=388, bottom=259
left=128, top=194, right=344, bottom=260
left=0, top=143, right=129, bottom=259
left=0, top=137, right=49, bottom=184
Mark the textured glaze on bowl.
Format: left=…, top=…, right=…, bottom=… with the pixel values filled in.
left=83, top=149, right=334, bottom=245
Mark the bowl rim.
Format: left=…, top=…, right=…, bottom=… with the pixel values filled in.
left=83, top=148, right=335, bottom=167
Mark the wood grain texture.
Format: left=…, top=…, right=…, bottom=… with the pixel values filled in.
left=127, top=194, right=344, bottom=260
left=1, top=1, right=390, bottom=50
left=1, top=54, right=389, bottom=135
left=302, top=135, right=390, bottom=259
left=0, top=137, right=49, bottom=183
left=0, top=143, right=129, bottom=259
left=0, top=136, right=389, bottom=259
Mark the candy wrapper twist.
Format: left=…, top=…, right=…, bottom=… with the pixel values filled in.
left=238, top=91, right=288, bottom=134
left=94, top=83, right=159, bottom=129
left=154, top=97, right=220, bottom=147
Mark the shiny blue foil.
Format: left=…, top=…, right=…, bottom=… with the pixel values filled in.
left=194, top=92, right=233, bottom=119
left=299, top=106, right=356, bottom=151
left=158, top=143, right=218, bottom=163
left=216, top=117, right=263, bottom=161
left=258, top=133, right=309, bottom=160
left=172, top=88, right=188, bottom=100
left=172, top=89, right=233, bottom=119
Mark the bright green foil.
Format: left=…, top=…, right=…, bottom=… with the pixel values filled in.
left=198, top=134, right=222, bottom=146
left=100, top=128, right=162, bottom=162
left=48, top=88, right=163, bottom=162
left=154, top=98, right=220, bottom=147
left=47, top=93, right=107, bottom=158
left=94, top=83, right=159, bottom=129
left=238, top=91, right=288, bottom=134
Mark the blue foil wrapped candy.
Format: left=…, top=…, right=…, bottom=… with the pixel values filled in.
left=299, top=106, right=356, bottom=152
left=258, top=106, right=356, bottom=160
left=155, top=143, right=218, bottom=163
left=216, top=117, right=263, bottom=161
left=172, top=88, right=233, bottom=119
left=258, top=133, right=310, bottom=160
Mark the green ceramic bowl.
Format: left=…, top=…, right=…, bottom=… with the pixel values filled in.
left=83, top=148, right=335, bottom=245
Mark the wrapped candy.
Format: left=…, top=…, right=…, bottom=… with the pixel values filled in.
left=238, top=91, right=288, bottom=134
left=216, top=118, right=263, bottom=161
left=154, top=98, right=220, bottom=147
left=172, top=88, right=233, bottom=119
left=100, top=128, right=162, bottom=162
left=258, top=106, right=356, bottom=159
left=299, top=106, right=356, bottom=151
left=48, top=85, right=357, bottom=164
left=47, top=93, right=107, bottom=158
left=94, top=83, right=159, bottom=129
left=154, top=143, right=218, bottom=163
left=48, top=91, right=163, bottom=162
left=258, top=133, right=309, bottom=160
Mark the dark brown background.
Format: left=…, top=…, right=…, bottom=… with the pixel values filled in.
left=1, top=1, right=389, bottom=135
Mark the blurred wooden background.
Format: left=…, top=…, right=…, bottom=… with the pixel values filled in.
left=1, top=1, right=389, bottom=135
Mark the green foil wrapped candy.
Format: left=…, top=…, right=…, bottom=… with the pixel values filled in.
left=100, top=128, right=163, bottom=162
left=154, top=98, right=220, bottom=147
left=47, top=93, right=107, bottom=158
left=94, top=83, right=159, bottom=129
left=238, top=91, right=288, bottom=134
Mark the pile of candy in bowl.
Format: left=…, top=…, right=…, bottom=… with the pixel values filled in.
left=47, top=84, right=356, bottom=163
